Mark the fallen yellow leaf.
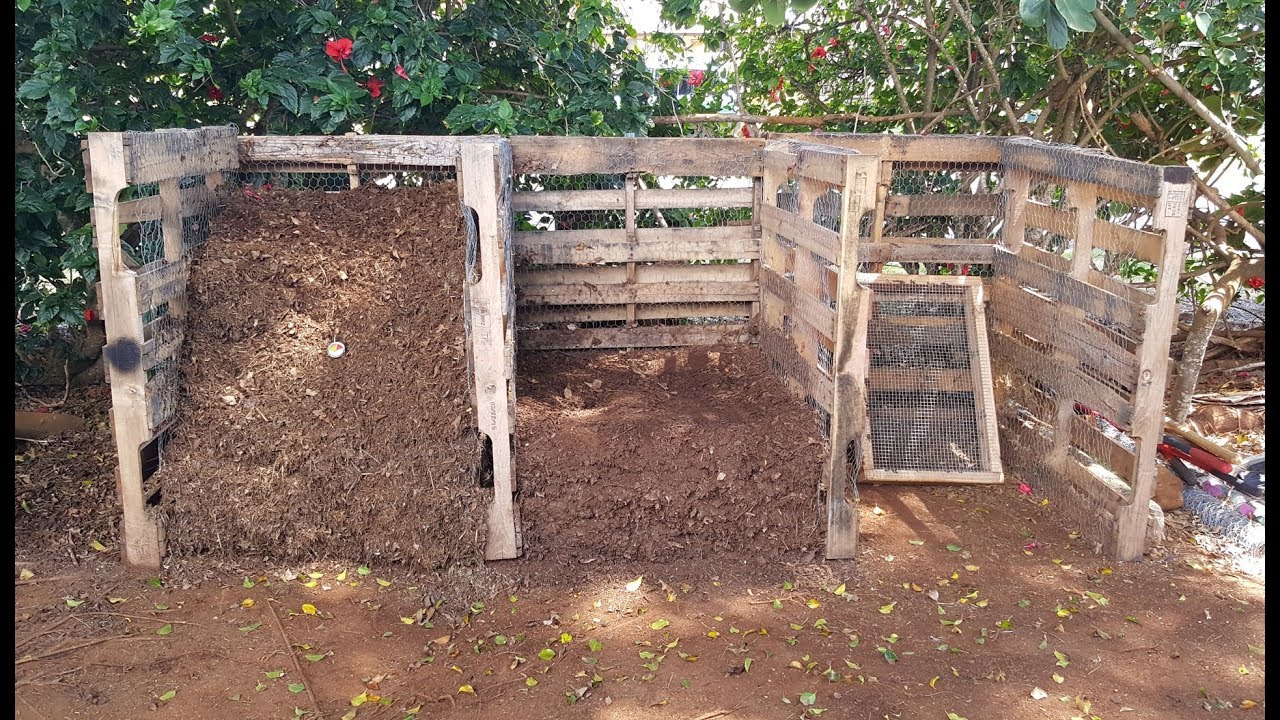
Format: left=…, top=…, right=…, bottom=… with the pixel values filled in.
left=434, top=635, right=452, bottom=646
left=241, top=598, right=254, bottom=608
left=833, top=583, right=846, bottom=596
left=90, top=540, right=109, bottom=552
left=458, top=685, right=475, bottom=695
left=18, top=568, right=34, bottom=581
left=301, top=604, right=317, bottom=615
left=626, top=576, right=643, bottom=592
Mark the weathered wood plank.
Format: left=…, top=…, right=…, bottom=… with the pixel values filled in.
left=128, top=126, right=238, bottom=185
left=517, top=262, right=755, bottom=287
left=988, top=331, right=1134, bottom=427
left=514, top=226, right=759, bottom=264
left=519, top=280, right=758, bottom=306
left=885, top=193, right=1002, bottom=217
left=1001, top=137, right=1193, bottom=200
left=759, top=266, right=837, bottom=339
left=759, top=203, right=839, bottom=263
left=993, top=247, right=1146, bottom=333
left=867, top=368, right=973, bottom=391
left=782, top=133, right=1002, bottom=164
left=510, top=136, right=766, bottom=177
left=865, top=469, right=1004, bottom=484
left=861, top=243, right=995, bottom=264
left=521, top=302, right=753, bottom=324
left=520, top=323, right=750, bottom=350
left=1094, top=221, right=1165, bottom=266
left=134, top=259, right=189, bottom=311
left=241, top=134, right=464, bottom=167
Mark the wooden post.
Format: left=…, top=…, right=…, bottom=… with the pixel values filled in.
left=87, top=133, right=164, bottom=570
left=624, top=173, right=638, bottom=327
left=1001, top=169, right=1031, bottom=252
left=1114, top=178, right=1191, bottom=560
left=825, top=154, right=879, bottom=560
left=750, top=176, right=763, bottom=318
left=1048, top=183, right=1097, bottom=465
left=460, top=140, right=521, bottom=561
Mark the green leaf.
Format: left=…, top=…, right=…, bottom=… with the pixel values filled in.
left=240, top=621, right=263, bottom=633
left=1194, top=11, right=1213, bottom=36
left=156, top=624, right=174, bottom=636
left=265, top=670, right=285, bottom=679
left=17, top=0, right=32, bottom=11
left=1054, top=0, right=1097, bottom=32
left=287, top=683, right=306, bottom=693
left=799, top=691, right=817, bottom=705
left=946, top=544, right=962, bottom=552
left=728, top=0, right=756, bottom=11
left=650, top=619, right=670, bottom=630
left=538, top=648, right=556, bottom=661
left=243, top=577, right=255, bottom=589
left=1020, top=0, right=1050, bottom=27
left=158, top=690, right=176, bottom=702
left=743, top=658, right=752, bottom=672
left=1046, top=4, right=1070, bottom=49
left=588, top=638, right=603, bottom=652
left=760, top=0, right=786, bottom=25
left=304, top=654, right=325, bottom=662
left=790, top=0, right=818, bottom=12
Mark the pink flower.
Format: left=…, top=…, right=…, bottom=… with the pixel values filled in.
left=365, top=77, right=384, bottom=98
left=1017, top=482, right=1033, bottom=495
left=1024, top=541, right=1041, bottom=550
left=395, top=64, right=410, bottom=80
left=325, top=38, right=354, bottom=61
left=828, top=36, right=838, bottom=46
left=810, top=46, right=827, bottom=59
left=200, top=33, right=219, bottom=43
left=687, top=69, right=705, bottom=86
left=740, top=125, right=751, bottom=138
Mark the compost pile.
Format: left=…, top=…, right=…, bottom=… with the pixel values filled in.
left=516, top=345, right=827, bottom=564
left=158, top=185, right=487, bottom=570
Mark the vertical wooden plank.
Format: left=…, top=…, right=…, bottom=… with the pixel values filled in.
left=1049, top=183, right=1097, bottom=464
left=460, top=140, right=521, bottom=561
left=751, top=176, right=763, bottom=318
left=1001, top=168, right=1031, bottom=252
left=967, top=283, right=1002, bottom=473
left=625, top=173, right=638, bottom=326
left=760, top=155, right=789, bottom=354
left=88, top=132, right=163, bottom=570
left=1114, top=179, right=1191, bottom=560
left=158, top=179, right=185, bottom=314
left=794, top=177, right=827, bottom=371
left=865, top=160, right=892, bottom=272
left=825, top=154, right=879, bottom=560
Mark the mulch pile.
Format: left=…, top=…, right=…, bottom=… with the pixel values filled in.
left=515, top=345, right=828, bottom=564
left=156, top=185, right=487, bottom=571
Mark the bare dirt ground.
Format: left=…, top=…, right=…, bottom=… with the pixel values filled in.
left=14, top=380, right=1265, bottom=720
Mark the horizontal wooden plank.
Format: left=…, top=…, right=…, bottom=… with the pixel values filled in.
left=134, top=259, right=189, bottom=310
left=993, top=248, right=1145, bottom=333
left=1093, top=221, right=1164, bottom=266
left=517, top=262, right=754, bottom=287
left=988, top=331, right=1134, bottom=427
left=1024, top=201, right=1074, bottom=234
left=864, top=469, right=1003, bottom=484
left=867, top=368, right=972, bottom=392
left=759, top=267, right=836, bottom=339
left=878, top=236, right=999, bottom=246
left=514, top=226, right=759, bottom=264
left=511, top=186, right=755, bottom=212
left=510, top=137, right=765, bottom=177
left=240, top=134, right=463, bottom=167
left=781, top=133, right=1003, bottom=164
left=760, top=204, right=839, bottom=263
left=128, top=126, right=239, bottom=185
left=1020, top=244, right=1154, bottom=314
left=520, top=302, right=752, bottom=324
left=117, top=184, right=222, bottom=223
left=519, top=280, right=757, bottom=306
left=1000, top=418, right=1129, bottom=510
left=859, top=273, right=983, bottom=287
left=519, top=323, right=750, bottom=350
left=861, top=243, right=995, bottom=264
left=1001, top=137, right=1193, bottom=200
left=885, top=194, right=1002, bottom=217
left=988, top=278, right=1138, bottom=390
left=757, top=327, right=834, bottom=412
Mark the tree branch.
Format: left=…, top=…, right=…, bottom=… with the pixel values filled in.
left=1092, top=8, right=1261, bottom=175
left=650, top=109, right=969, bottom=126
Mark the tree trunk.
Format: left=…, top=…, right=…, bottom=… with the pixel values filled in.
left=1167, top=257, right=1261, bottom=421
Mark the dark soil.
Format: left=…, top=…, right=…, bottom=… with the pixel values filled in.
left=155, top=185, right=487, bottom=571
left=514, top=345, right=827, bottom=565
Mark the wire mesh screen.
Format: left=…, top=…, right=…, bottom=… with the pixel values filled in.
left=989, top=138, right=1187, bottom=554
left=512, top=172, right=757, bottom=351
left=865, top=281, right=992, bottom=476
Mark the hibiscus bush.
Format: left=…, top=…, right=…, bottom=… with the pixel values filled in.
left=15, top=0, right=663, bottom=356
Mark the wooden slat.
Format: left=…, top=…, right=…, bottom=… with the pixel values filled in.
left=241, top=134, right=463, bottom=167
left=1024, top=201, right=1074, bottom=234
left=521, top=302, right=752, bottom=324
left=116, top=184, right=221, bottom=224
left=134, top=259, right=189, bottom=310
left=520, top=323, right=750, bottom=350
left=782, top=133, right=1002, bottom=164
left=517, top=262, right=755, bottom=287
left=877, top=236, right=998, bottom=246
left=1094, top=221, right=1165, bottom=266
left=1001, top=137, right=1193, bottom=200
left=885, top=194, right=1001, bottom=217
left=859, top=273, right=982, bottom=287
left=510, top=137, right=766, bottom=177
left=867, top=368, right=973, bottom=392
left=513, top=189, right=624, bottom=212
left=519, top=280, right=758, bottom=306
left=865, top=469, right=1003, bottom=484
left=988, top=331, right=1133, bottom=427
left=128, top=126, right=238, bottom=185
left=636, top=187, right=755, bottom=209
left=1018, top=244, right=1154, bottom=309
left=514, top=226, right=759, bottom=265
left=994, top=248, right=1145, bottom=333
left=759, top=203, right=839, bottom=263
left=756, top=327, right=835, bottom=412
left=759, top=267, right=837, bottom=338
left=861, top=244, right=995, bottom=264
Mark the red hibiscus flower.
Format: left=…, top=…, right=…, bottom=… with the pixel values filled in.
left=740, top=125, right=751, bottom=138
left=207, top=85, right=224, bottom=101
left=1017, top=482, right=1033, bottom=495
left=365, top=77, right=384, bottom=98
left=395, top=64, right=410, bottom=80
left=810, top=46, right=827, bottom=59
left=769, top=90, right=780, bottom=102
left=84, top=308, right=96, bottom=323
left=200, top=33, right=219, bottom=43
left=325, top=38, right=354, bottom=61
left=1246, top=276, right=1264, bottom=289
left=687, top=69, right=705, bottom=87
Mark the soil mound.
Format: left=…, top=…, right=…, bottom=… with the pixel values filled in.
left=157, top=185, right=487, bottom=570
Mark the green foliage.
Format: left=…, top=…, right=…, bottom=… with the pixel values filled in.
left=15, top=0, right=662, bottom=349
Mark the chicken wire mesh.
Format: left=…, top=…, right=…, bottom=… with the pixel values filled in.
left=989, top=139, right=1185, bottom=553
left=513, top=172, right=757, bottom=351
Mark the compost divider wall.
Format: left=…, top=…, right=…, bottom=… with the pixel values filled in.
left=87, top=130, right=1194, bottom=567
